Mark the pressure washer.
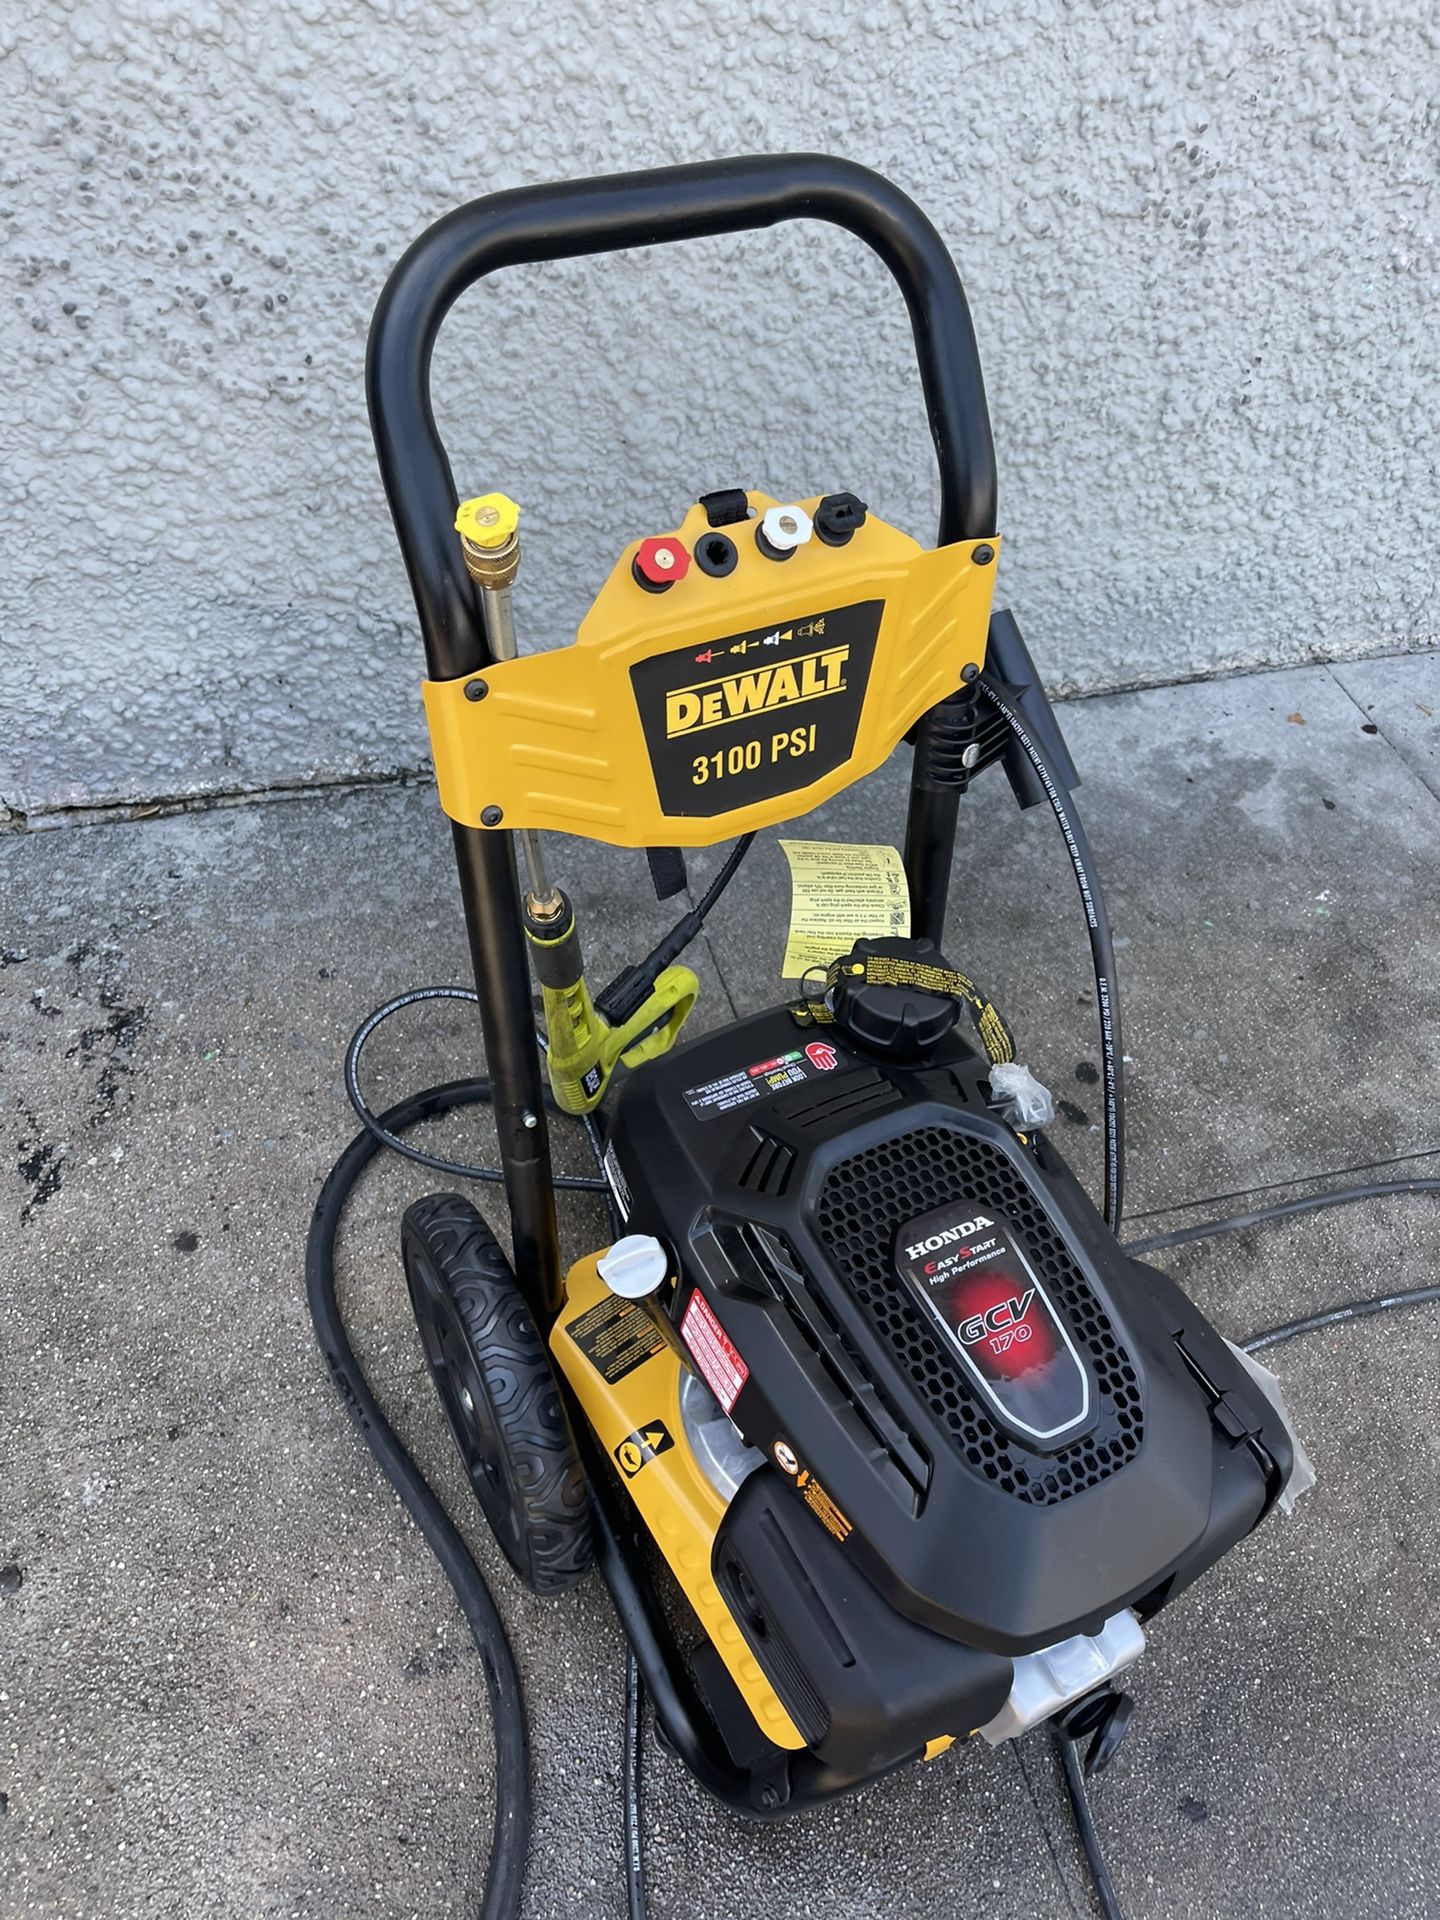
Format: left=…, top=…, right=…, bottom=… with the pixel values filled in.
left=305, top=156, right=1439, bottom=1918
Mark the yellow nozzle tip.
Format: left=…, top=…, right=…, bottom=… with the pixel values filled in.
left=455, top=492, right=520, bottom=548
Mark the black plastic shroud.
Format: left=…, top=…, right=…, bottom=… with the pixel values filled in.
left=602, top=993, right=1293, bottom=1789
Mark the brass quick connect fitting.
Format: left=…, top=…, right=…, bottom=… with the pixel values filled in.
left=454, top=492, right=521, bottom=589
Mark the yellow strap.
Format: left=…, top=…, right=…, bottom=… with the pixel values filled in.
left=791, top=953, right=1015, bottom=1066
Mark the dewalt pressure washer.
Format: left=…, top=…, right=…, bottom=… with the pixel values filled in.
left=306, top=156, right=1438, bottom=1919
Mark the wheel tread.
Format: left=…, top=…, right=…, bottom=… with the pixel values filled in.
left=402, top=1192, right=592, bottom=1593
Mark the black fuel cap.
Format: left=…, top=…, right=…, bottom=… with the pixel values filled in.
left=829, top=937, right=960, bottom=1058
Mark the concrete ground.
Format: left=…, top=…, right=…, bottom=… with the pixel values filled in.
left=2, top=653, right=1437, bottom=1920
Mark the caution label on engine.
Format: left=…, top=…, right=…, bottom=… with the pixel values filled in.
left=772, top=1437, right=853, bottom=1542
left=895, top=1200, right=1091, bottom=1444
left=682, top=1042, right=839, bottom=1120
left=568, top=1293, right=665, bottom=1384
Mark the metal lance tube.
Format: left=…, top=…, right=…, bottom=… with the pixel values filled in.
left=454, top=494, right=562, bottom=921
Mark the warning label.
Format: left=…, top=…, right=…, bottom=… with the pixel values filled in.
left=799, top=1471, right=853, bottom=1543
left=602, top=1141, right=632, bottom=1221
left=778, top=838, right=911, bottom=979
left=680, top=1291, right=749, bottom=1412
left=568, top=1293, right=665, bottom=1384
left=682, top=1043, right=838, bottom=1121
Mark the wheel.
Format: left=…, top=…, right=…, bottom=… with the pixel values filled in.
left=401, top=1192, right=592, bottom=1593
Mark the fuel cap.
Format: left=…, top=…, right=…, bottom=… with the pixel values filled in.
left=829, top=939, right=961, bottom=1058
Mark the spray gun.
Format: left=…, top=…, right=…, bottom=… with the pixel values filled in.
left=454, top=495, right=698, bottom=1115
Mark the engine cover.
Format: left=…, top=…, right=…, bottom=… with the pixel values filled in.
left=603, top=987, right=1295, bottom=1663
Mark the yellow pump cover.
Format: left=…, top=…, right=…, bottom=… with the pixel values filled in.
left=550, top=1252, right=807, bottom=1750
left=423, top=494, right=999, bottom=848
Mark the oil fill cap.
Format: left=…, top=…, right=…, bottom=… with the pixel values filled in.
left=597, top=1234, right=669, bottom=1299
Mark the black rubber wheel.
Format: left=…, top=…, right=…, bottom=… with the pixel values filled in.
left=401, top=1192, right=592, bottom=1593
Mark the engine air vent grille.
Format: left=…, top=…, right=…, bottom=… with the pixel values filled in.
left=773, top=1067, right=903, bottom=1134
left=745, top=1227, right=931, bottom=1504
left=736, top=1130, right=796, bottom=1197
left=815, top=1126, right=1143, bottom=1506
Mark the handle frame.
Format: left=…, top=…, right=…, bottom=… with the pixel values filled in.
left=367, top=152, right=997, bottom=683
left=365, top=155, right=998, bottom=1330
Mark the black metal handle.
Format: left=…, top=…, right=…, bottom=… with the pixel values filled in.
left=366, top=157, right=998, bottom=683
left=367, top=153, right=998, bottom=680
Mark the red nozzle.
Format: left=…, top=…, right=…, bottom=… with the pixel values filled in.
left=633, top=535, right=691, bottom=591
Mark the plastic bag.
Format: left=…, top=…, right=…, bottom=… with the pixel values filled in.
left=988, top=1061, right=1056, bottom=1128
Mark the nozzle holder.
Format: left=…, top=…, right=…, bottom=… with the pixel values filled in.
left=814, top=491, right=868, bottom=547
left=458, top=529, right=520, bottom=590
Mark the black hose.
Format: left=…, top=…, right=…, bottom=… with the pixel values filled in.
left=978, top=680, right=1124, bottom=1230
left=343, top=988, right=608, bottom=1190
left=1125, top=1176, right=1440, bottom=1256
left=306, top=1076, right=532, bottom=1920
left=624, top=1653, right=647, bottom=1920
left=1055, top=1730, right=1125, bottom=1920
left=1242, top=1280, right=1440, bottom=1354
left=596, top=833, right=757, bottom=1026
left=695, top=831, right=757, bottom=918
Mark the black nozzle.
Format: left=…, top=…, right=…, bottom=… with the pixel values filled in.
left=814, top=491, right=868, bottom=546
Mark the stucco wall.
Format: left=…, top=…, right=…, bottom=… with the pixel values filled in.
left=2, top=1, right=1435, bottom=821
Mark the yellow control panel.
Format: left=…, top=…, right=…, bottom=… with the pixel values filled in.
left=423, top=492, right=999, bottom=849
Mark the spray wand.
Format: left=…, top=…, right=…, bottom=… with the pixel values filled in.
left=454, top=495, right=698, bottom=1114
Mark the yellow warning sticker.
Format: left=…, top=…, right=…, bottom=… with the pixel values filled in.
left=779, top=839, right=911, bottom=980
left=797, top=1468, right=853, bottom=1543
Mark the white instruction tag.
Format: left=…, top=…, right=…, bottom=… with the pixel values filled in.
left=778, top=839, right=911, bottom=979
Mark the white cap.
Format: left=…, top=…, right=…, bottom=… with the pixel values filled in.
left=597, top=1234, right=669, bottom=1299
left=760, top=504, right=813, bottom=553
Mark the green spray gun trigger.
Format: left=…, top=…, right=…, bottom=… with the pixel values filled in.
left=526, top=894, right=698, bottom=1116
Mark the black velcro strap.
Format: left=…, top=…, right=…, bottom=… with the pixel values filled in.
left=646, top=846, right=688, bottom=901
left=697, top=488, right=750, bottom=528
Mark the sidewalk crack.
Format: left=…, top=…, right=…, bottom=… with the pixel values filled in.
left=1325, top=663, right=1440, bottom=805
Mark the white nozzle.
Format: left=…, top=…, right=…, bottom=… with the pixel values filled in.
left=760, top=504, right=813, bottom=553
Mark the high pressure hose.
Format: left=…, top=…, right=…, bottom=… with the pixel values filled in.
left=623, top=1651, right=647, bottom=1920
left=306, top=1076, right=531, bottom=1920
left=978, top=680, right=1124, bottom=1230
left=1125, top=1178, right=1440, bottom=1261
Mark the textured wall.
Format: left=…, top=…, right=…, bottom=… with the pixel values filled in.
left=2, top=0, right=1435, bottom=820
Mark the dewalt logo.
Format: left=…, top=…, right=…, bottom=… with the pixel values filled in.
left=665, top=646, right=850, bottom=739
